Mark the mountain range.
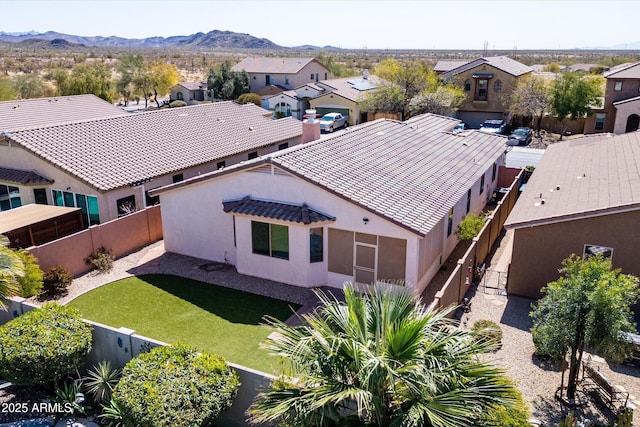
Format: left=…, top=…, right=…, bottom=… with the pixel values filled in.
left=0, top=29, right=288, bottom=49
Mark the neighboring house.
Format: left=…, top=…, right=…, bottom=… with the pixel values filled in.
left=169, top=81, right=211, bottom=105
left=151, top=114, right=507, bottom=294
left=0, top=101, right=306, bottom=225
left=433, top=60, right=470, bottom=75
left=266, top=73, right=381, bottom=124
left=231, top=57, right=331, bottom=93
left=584, top=61, right=640, bottom=135
left=504, top=132, right=640, bottom=301
left=441, top=56, right=533, bottom=128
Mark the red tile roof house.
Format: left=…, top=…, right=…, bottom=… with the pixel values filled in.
left=0, top=98, right=305, bottom=225
left=231, top=57, right=331, bottom=94
left=584, top=61, right=640, bottom=135
left=504, top=131, right=640, bottom=313
left=151, top=114, right=508, bottom=293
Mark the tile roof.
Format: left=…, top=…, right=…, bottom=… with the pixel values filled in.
left=614, top=95, right=640, bottom=106
left=223, top=196, right=335, bottom=224
left=443, top=56, right=532, bottom=78
left=315, top=76, right=382, bottom=102
left=232, top=57, right=322, bottom=74
left=604, top=62, right=640, bottom=78
left=0, top=166, right=53, bottom=185
left=177, top=81, right=207, bottom=91
left=504, top=132, right=640, bottom=229
left=0, top=94, right=127, bottom=132
left=433, top=60, right=469, bottom=73
left=5, top=101, right=302, bottom=191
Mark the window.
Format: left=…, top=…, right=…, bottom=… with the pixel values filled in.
left=275, top=102, right=291, bottom=117
left=310, top=73, right=314, bottom=80
left=33, top=188, right=47, bottom=205
left=0, top=185, right=21, bottom=211
left=466, top=189, right=471, bottom=213
left=492, top=163, right=497, bottom=182
left=265, top=75, right=272, bottom=85
left=475, top=79, right=488, bottom=101
left=479, top=175, right=485, bottom=195
left=52, top=189, right=99, bottom=226
left=464, top=80, right=471, bottom=92
left=284, top=75, right=289, bottom=85
left=217, top=161, right=226, bottom=170
left=252, top=221, right=289, bottom=260
left=310, top=228, right=323, bottom=263
left=584, top=244, right=613, bottom=260
left=324, top=73, right=328, bottom=79
left=278, top=142, right=288, bottom=150
left=172, top=174, right=184, bottom=183
left=447, top=208, right=454, bottom=237
left=614, top=81, right=623, bottom=91
left=494, top=79, right=502, bottom=92
left=248, top=151, right=258, bottom=160
left=177, top=92, right=183, bottom=100
left=116, top=195, right=136, bottom=217
left=315, top=73, right=319, bottom=81
left=595, top=113, right=606, bottom=130
left=145, top=190, right=159, bottom=207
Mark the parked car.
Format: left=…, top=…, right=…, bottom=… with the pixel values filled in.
left=319, top=113, right=348, bottom=132
left=507, top=127, right=533, bottom=146
left=479, top=119, right=507, bottom=135
left=452, top=123, right=466, bottom=134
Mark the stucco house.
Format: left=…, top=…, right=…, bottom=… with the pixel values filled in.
left=266, top=73, right=381, bottom=124
left=441, top=56, right=533, bottom=128
left=0, top=100, right=305, bottom=225
left=504, top=132, right=640, bottom=301
left=584, top=61, right=640, bottom=135
left=231, top=57, right=331, bottom=94
left=151, top=114, right=508, bottom=294
left=169, top=81, right=211, bottom=105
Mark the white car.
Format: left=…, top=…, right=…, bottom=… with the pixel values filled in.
left=319, top=113, right=348, bottom=132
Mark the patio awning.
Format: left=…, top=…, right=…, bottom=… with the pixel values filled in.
left=223, top=196, right=335, bottom=225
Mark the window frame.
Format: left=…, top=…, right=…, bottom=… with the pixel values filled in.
left=595, top=113, right=606, bottom=130
left=475, top=79, right=488, bottom=101
left=614, top=81, right=623, bottom=91
left=310, top=227, right=323, bottom=263
left=479, top=175, right=485, bottom=195
left=251, top=220, right=289, bottom=260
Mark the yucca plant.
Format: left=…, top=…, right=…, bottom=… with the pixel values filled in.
left=84, top=361, right=121, bottom=404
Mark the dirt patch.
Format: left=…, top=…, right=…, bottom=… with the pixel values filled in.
left=528, top=130, right=585, bottom=149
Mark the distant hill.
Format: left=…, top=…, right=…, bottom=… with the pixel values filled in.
left=0, top=29, right=284, bottom=49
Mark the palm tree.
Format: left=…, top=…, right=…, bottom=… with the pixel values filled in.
left=250, top=283, right=519, bottom=427
left=0, top=236, right=22, bottom=309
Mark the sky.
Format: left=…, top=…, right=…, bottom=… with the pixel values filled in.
left=0, top=0, right=638, bottom=51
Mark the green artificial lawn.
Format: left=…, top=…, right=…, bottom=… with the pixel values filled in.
left=68, top=274, right=300, bottom=373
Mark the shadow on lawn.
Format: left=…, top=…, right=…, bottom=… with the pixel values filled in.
left=137, top=274, right=301, bottom=325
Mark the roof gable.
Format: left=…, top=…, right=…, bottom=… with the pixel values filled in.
left=6, top=102, right=302, bottom=191
left=604, top=61, right=640, bottom=79
left=443, top=56, right=532, bottom=79
left=231, top=57, right=325, bottom=74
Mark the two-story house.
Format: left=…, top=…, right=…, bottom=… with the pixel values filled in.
left=231, top=57, right=331, bottom=94
left=583, top=61, right=640, bottom=134
left=441, top=56, right=533, bottom=128
left=169, top=81, right=211, bottom=105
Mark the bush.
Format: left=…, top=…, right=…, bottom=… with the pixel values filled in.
left=236, top=92, right=262, bottom=106
left=471, top=319, right=503, bottom=347
left=85, top=246, right=115, bottom=273
left=15, top=249, right=43, bottom=297
left=113, top=343, right=239, bottom=427
left=478, top=387, right=530, bottom=426
left=456, top=213, right=486, bottom=240
left=43, top=264, right=72, bottom=296
left=169, top=100, right=187, bottom=108
left=0, top=303, right=92, bottom=387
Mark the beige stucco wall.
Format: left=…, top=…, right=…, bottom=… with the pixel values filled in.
left=246, top=62, right=330, bottom=93
left=1, top=135, right=302, bottom=223
left=613, top=99, right=640, bottom=134
left=158, top=165, right=423, bottom=290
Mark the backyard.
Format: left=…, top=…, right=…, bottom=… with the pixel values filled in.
left=68, top=274, right=301, bottom=373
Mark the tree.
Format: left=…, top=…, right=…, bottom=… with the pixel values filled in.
left=508, top=75, right=550, bottom=136
left=250, top=283, right=519, bottom=427
left=360, top=58, right=463, bottom=120
left=149, top=62, right=179, bottom=107
left=50, top=63, right=114, bottom=102
left=550, top=72, right=603, bottom=140
left=0, top=76, right=16, bottom=101
left=10, top=73, right=48, bottom=99
left=15, top=249, right=43, bottom=297
left=530, top=255, right=639, bottom=403
left=0, top=236, right=22, bottom=309
left=207, top=61, right=249, bottom=101
left=117, top=53, right=149, bottom=107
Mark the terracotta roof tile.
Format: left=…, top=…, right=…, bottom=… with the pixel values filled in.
left=0, top=166, right=53, bottom=185
left=232, top=57, right=321, bottom=74
left=223, top=196, right=335, bottom=224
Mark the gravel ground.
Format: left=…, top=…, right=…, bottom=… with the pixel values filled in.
left=25, top=237, right=640, bottom=426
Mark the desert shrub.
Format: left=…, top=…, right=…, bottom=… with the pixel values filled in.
left=236, top=92, right=262, bottom=106
left=113, top=343, right=239, bottom=427
left=84, top=360, right=121, bottom=404
left=85, top=246, right=115, bottom=272
left=471, top=319, right=503, bottom=347
left=15, top=249, right=44, bottom=297
left=43, top=264, right=72, bottom=296
left=0, top=303, right=92, bottom=387
left=169, top=99, right=187, bottom=108
left=478, top=387, right=530, bottom=426
left=456, top=213, right=486, bottom=240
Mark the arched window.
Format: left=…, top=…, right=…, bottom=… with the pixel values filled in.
left=177, top=92, right=184, bottom=100
left=494, top=80, right=502, bottom=92
left=275, top=102, right=292, bottom=117
left=464, top=80, right=471, bottom=92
